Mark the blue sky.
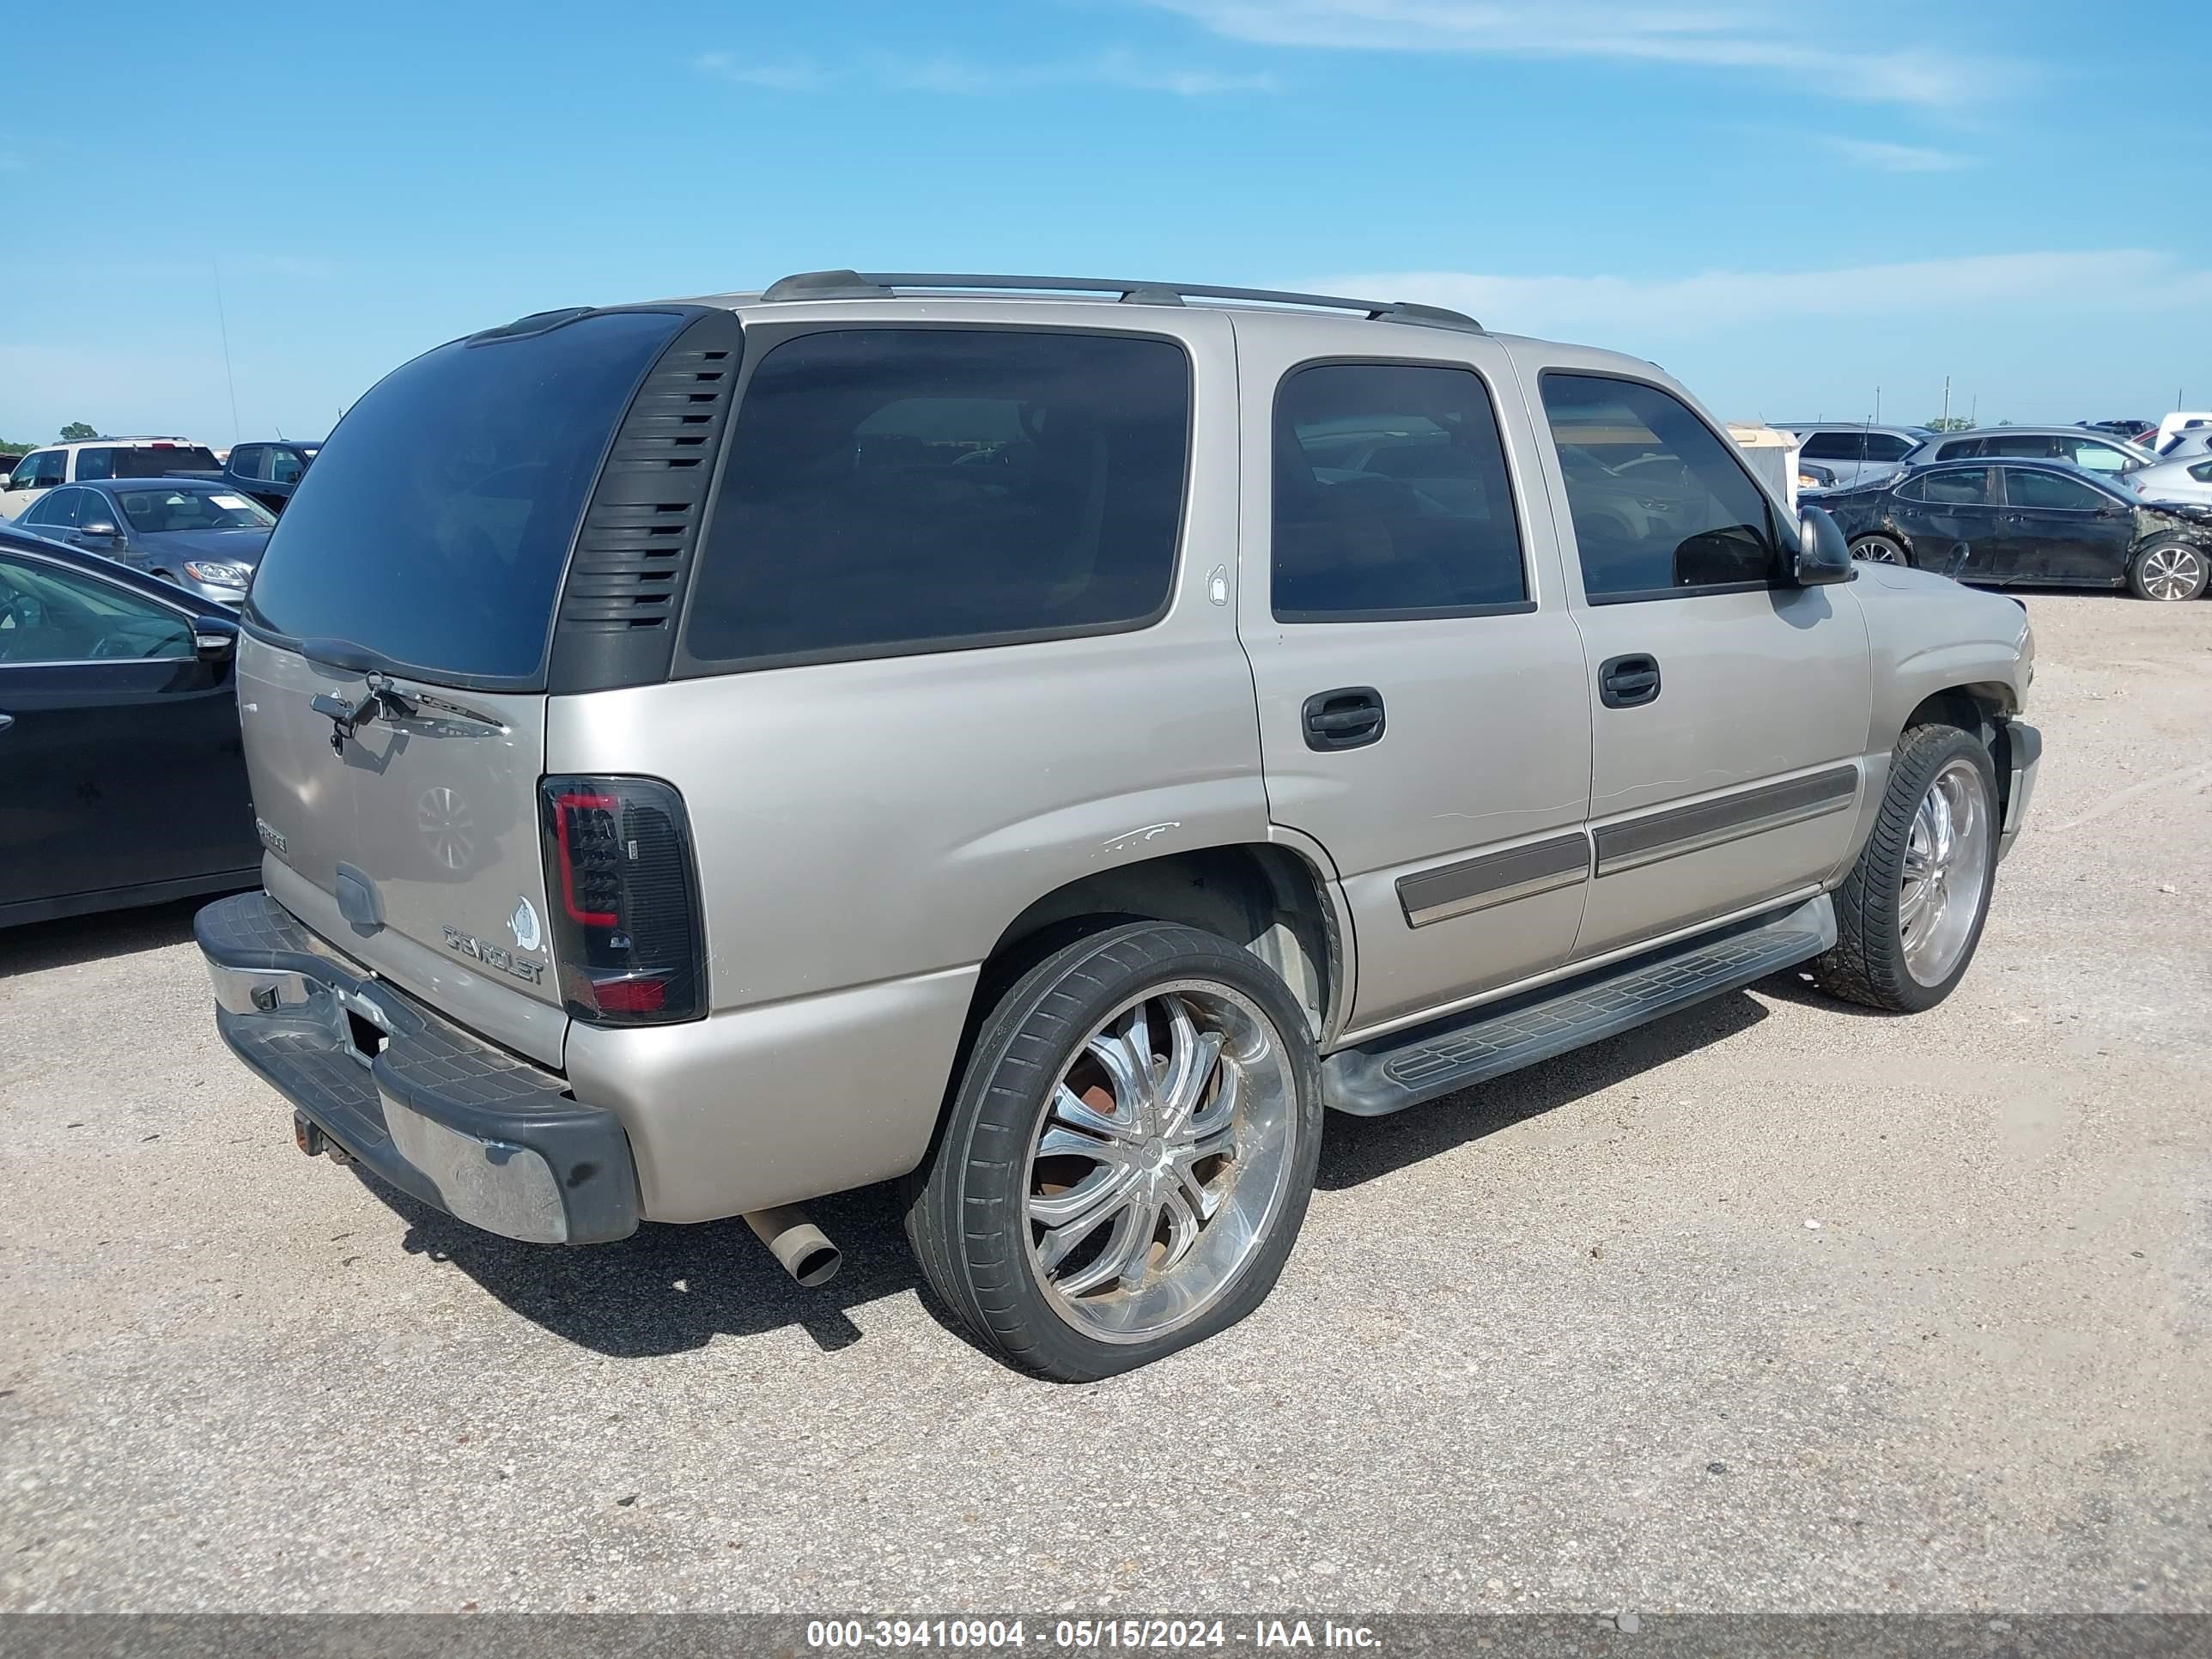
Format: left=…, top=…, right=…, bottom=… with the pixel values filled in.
left=3, top=1, right=2208, bottom=444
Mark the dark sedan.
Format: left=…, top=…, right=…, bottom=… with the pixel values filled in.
left=1811, top=459, right=2212, bottom=601
left=0, top=525, right=260, bottom=927
left=12, top=477, right=276, bottom=607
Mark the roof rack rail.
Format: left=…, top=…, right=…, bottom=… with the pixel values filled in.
left=756, top=270, right=1483, bottom=333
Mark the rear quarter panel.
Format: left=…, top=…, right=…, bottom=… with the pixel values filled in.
left=550, top=304, right=1264, bottom=1220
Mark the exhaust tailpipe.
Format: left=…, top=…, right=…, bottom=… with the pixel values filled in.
left=744, top=1206, right=842, bottom=1288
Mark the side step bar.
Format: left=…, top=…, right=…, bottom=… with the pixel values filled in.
left=1322, top=896, right=1836, bottom=1118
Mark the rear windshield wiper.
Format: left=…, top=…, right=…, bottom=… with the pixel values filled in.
left=304, top=638, right=508, bottom=751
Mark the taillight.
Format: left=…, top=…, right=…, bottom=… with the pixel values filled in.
left=538, top=775, right=706, bottom=1025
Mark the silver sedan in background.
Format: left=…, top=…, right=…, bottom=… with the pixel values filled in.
left=1902, top=425, right=2158, bottom=478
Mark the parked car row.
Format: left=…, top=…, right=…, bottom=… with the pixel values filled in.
left=12, top=478, right=276, bottom=605
left=2, top=434, right=319, bottom=530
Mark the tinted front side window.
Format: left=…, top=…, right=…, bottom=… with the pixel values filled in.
left=2003, top=469, right=2105, bottom=511
left=684, top=329, right=1189, bottom=667
left=1540, top=374, right=1780, bottom=599
left=0, top=556, right=192, bottom=664
left=1272, top=362, right=1525, bottom=620
left=250, top=309, right=684, bottom=681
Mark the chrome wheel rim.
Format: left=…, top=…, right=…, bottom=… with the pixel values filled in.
left=2140, top=545, right=2204, bottom=601
left=1899, top=759, right=1991, bottom=987
left=1856, top=536, right=1905, bottom=565
left=1023, top=980, right=1297, bottom=1345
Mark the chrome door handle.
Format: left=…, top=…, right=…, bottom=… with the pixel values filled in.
left=0, top=711, right=14, bottom=733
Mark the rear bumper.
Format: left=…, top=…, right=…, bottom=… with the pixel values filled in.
left=196, top=890, right=638, bottom=1244
left=1997, top=720, right=2042, bottom=862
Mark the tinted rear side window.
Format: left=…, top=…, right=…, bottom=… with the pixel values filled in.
left=682, top=328, right=1189, bottom=669
left=112, top=446, right=220, bottom=477
left=1798, top=432, right=1861, bottom=462
left=247, top=309, right=684, bottom=682
left=1273, top=361, right=1527, bottom=620
left=1919, top=467, right=1992, bottom=505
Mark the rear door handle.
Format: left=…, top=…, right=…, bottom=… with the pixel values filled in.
left=1598, top=653, right=1662, bottom=709
left=1302, top=686, right=1386, bottom=750
left=0, top=712, right=13, bottom=734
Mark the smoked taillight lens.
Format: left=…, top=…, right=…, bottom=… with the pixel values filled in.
left=538, top=775, right=706, bottom=1025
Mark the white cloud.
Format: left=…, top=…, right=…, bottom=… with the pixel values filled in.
left=694, top=52, right=836, bottom=92
left=694, top=48, right=1272, bottom=97
left=1146, top=1, right=2016, bottom=107
left=1313, top=252, right=2212, bottom=339
left=1819, top=136, right=1973, bottom=172
left=881, top=50, right=1275, bottom=94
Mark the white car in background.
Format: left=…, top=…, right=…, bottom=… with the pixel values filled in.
left=0, top=438, right=222, bottom=520
left=2153, top=411, right=2212, bottom=451
left=2124, top=453, right=2212, bottom=507
left=2152, top=428, right=2212, bottom=462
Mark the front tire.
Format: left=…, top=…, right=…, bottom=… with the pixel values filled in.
left=906, top=921, right=1322, bottom=1381
left=2128, top=538, right=2208, bottom=602
left=1812, top=724, right=1999, bottom=1013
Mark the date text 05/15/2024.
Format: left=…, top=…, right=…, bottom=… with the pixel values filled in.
left=805, top=1620, right=1383, bottom=1650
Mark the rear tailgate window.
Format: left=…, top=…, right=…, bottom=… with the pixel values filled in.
left=246, top=308, right=686, bottom=684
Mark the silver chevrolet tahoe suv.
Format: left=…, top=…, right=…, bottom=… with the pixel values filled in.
left=197, top=270, right=2041, bottom=1380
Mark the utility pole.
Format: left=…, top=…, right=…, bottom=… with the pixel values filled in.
left=1874, top=386, right=1882, bottom=426
left=1970, top=394, right=1978, bottom=427
left=1941, top=375, right=1950, bottom=428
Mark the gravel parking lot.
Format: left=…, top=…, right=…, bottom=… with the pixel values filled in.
left=2, top=595, right=2208, bottom=1616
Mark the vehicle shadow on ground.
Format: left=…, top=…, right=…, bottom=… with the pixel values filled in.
left=1316, top=987, right=1772, bottom=1190
left=367, top=1174, right=941, bottom=1361
left=360, top=981, right=1821, bottom=1364
left=0, top=895, right=210, bottom=980
left=1748, top=964, right=1909, bottom=1018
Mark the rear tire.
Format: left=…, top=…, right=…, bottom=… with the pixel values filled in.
left=1850, top=534, right=1910, bottom=566
left=1812, top=725, right=1998, bottom=1014
left=905, top=921, right=1322, bottom=1381
left=2127, top=538, right=2208, bottom=602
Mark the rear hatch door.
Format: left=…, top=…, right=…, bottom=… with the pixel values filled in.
left=236, top=307, right=699, bottom=1066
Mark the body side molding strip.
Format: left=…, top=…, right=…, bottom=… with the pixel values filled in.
left=1594, top=763, right=1861, bottom=878
left=1396, top=831, right=1590, bottom=928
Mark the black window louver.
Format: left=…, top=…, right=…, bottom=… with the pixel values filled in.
left=549, top=308, right=743, bottom=693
